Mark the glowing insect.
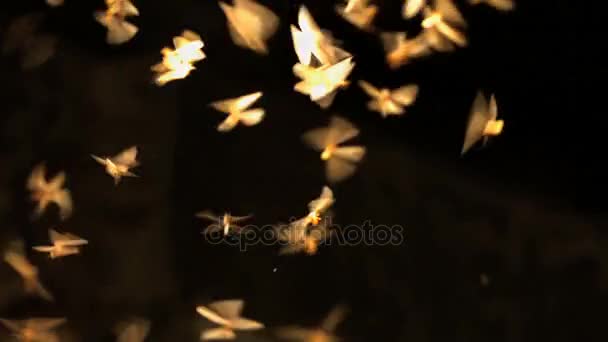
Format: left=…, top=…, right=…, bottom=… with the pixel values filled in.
left=335, top=0, right=378, bottom=32
left=468, top=0, right=515, bottom=11
left=94, top=0, right=139, bottom=45
left=27, top=163, right=72, bottom=220
left=291, top=5, right=350, bottom=67
left=276, top=218, right=333, bottom=256
left=91, top=146, right=139, bottom=185
left=208, top=92, right=265, bottom=132
left=402, top=0, right=427, bottom=18
left=3, top=241, right=53, bottom=301
left=2, top=14, right=57, bottom=70
left=358, top=80, right=419, bottom=117
left=0, top=318, right=66, bottom=342
left=32, top=228, right=88, bottom=259
left=380, top=31, right=430, bottom=69
left=420, top=0, right=467, bottom=51
left=461, top=91, right=504, bottom=155
left=151, top=30, right=206, bottom=86
left=276, top=305, right=347, bottom=342
left=196, top=211, right=253, bottom=236
left=115, top=318, right=150, bottom=342
left=293, top=57, right=355, bottom=109
left=219, top=0, right=279, bottom=54
left=196, top=300, right=264, bottom=340
left=302, top=116, right=366, bottom=183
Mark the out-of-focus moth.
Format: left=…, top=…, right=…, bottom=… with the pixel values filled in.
left=3, top=241, right=53, bottom=301
left=32, top=229, right=88, bottom=259
left=46, top=0, right=64, bottom=7
left=420, top=0, right=467, bottom=51
left=276, top=305, right=347, bottom=341
left=468, top=0, right=515, bottom=11
left=302, top=116, right=366, bottom=183
left=196, top=211, right=253, bottom=236
left=94, top=0, right=140, bottom=45
left=335, top=0, right=378, bottom=32
left=380, top=31, right=430, bottom=69
left=293, top=57, right=355, bottom=109
left=115, top=318, right=150, bottom=342
left=91, top=146, right=139, bottom=185
left=0, top=318, right=66, bottom=342
left=402, top=0, right=427, bottom=18
left=276, top=218, right=333, bottom=256
left=196, top=299, right=264, bottom=340
left=358, top=80, right=419, bottom=117
left=208, top=92, right=265, bottom=132
left=2, top=13, right=57, bottom=70
left=27, top=163, right=73, bottom=220
left=219, top=0, right=279, bottom=54
left=151, top=30, right=206, bottom=86
left=291, top=5, right=350, bottom=67
left=461, top=91, right=504, bottom=155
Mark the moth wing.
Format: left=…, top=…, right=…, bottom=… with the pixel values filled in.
left=308, top=186, right=334, bottom=213
left=326, top=158, right=357, bottom=183
left=235, top=0, right=279, bottom=41
left=423, top=27, right=454, bottom=52
left=436, top=21, right=467, bottom=47
left=48, top=171, right=66, bottom=190
left=230, top=318, right=264, bottom=330
left=106, top=19, right=138, bottom=45
left=328, top=116, right=359, bottom=146
left=113, top=146, right=138, bottom=167
left=291, top=26, right=313, bottom=65
left=391, top=84, right=419, bottom=105
left=196, top=306, right=230, bottom=326
left=278, top=244, right=305, bottom=255
left=234, top=92, right=263, bottom=111
left=220, top=2, right=255, bottom=52
left=488, top=0, right=515, bottom=10
left=297, top=5, right=322, bottom=37
left=238, top=108, right=264, bottom=126
left=201, top=327, right=236, bottom=340
left=209, top=300, right=244, bottom=320
left=209, top=98, right=236, bottom=114
left=230, top=214, right=253, bottom=223
left=27, top=164, right=47, bottom=190
left=321, top=305, right=348, bottom=332
left=380, top=31, right=404, bottom=53
left=181, top=30, right=202, bottom=43
left=302, top=127, right=332, bottom=151
left=403, top=0, right=426, bottom=18
left=32, top=246, right=54, bottom=253
left=315, top=91, right=337, bottom=109
left=55, top=190, right=73, bottom=220
left=367, top=99, right=384, bottom=114
left=357, top=80, right=381, bottom=98
left=119, top=0, right=140, bottom=16
left=323, top=58, right=354, bottom=89
left=462, top=92, right=489, bottom=155
left=436, top=0, right=466, bottom=26
left=332, top=146, right=366, bottom=163
left=115, top=319, right=150, bottom=342
left=489, top=94, right=498, bottom=121
left=196, top=210, right=220, bottom=222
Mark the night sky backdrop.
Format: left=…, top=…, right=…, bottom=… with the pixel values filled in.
left=1, top=0, right=601, bottom=341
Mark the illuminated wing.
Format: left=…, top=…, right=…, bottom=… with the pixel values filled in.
left=113, top=146, right=139, bottom=167
left=315, top=91, right=338, bottom=109
left=55, top=190, right=73, bottom=220
left=326, top=158, right=357, bottom=183
left=201, top=327, right=236, bottom=340
left=235, top=0, right=279, bottom=42
left=230, top=214, right=253, bottom=223
left=327, top=116, right=359, bottom=146
left=489, top=94, right=498, bottom=121
left=436, top=21, right=467, bottom=47
left=423, top=27, right=455, bottom=52
left=233, top=91, right=263, bottom=112
left=332, top=146, right=366, bottom=163
left=308, top=186, right=334, bottom=213
left=196, top=210, right=220, bottom=222
left=196, top=306, right=230, bottom=326
left=302, top=127, right=331, bottom=151
left=487, top=0, right=515, bottom=11
left=403, top=0, right=426, bottom=18
left=358, top=80, right=381, bottom=98
left=230, top=318, right=264, bottom=330
left=115, top=319, right=150, bottom=342
left=297, top=6, right=323, bottom=39
left=391, top=84, right=419, bottom=105
left=239, top=109, right=265, bottom=126
left=27, top=164, right=47, bottom=191
left=48, top=171, right=66, bottom=190
left=321, top=305, right=347, bottom=332
left=291, top=26, right=314, bottom=65
left=461, top=91, right=489, bottom=155
left=436, top=0, right=466, bottom=26
left=210, top=98, right=236, bottom=114
left=105, top=18, right=138, bottom=45
left=321, top=57, right=354, bottom=94
left=208, top=300, right=244, bottom=320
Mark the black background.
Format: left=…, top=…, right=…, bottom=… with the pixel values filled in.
left=1, top=0, right=600, bottom=341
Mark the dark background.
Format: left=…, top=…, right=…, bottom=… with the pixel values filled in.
left=0, top=0, right=599, bottom=341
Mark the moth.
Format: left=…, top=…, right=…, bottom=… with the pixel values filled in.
left=151, top=30, right=206, bottom=86
left=115, top=318, right=150, bottom=342
left=27, top=163, right=73, bottom=220
left=302, top=116, right=366, bottom=183
left=293, top=57, right=355, bottom=109
left=402, top=0, right=427, bottom=18
left=219, top=0, right=279, bottom=54
left=3, top=241, right=53, bottom=301
left=276, top=218, right=333, bottom=256
left=196, top=300, right=264, bottom=340
left=461, top=91, right=504, bottom=155
left=2, top=13, right=57, bottom=70
left=196, top=211, right=253, bottom=236
left=335, top=0, right=378, bottom=32
left=358, top=80, right=419, bottom=117
left=91, top=146, right=139, bottom=185
left=380, top=31, right=430, bottom=69
left=32, top=228, right=88, bottom=259
left=420, top=0, right=467, bottom=51
left=94, top=0, right=140, bottom=45
left=276, top=305, right=347, bottom=341
left=0, top=318, right=66, bottom=342
left=468, top=0, right=515, bottom=11
left=208, top=92, right=265, bottom=132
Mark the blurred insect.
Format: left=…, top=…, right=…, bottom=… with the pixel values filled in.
left=335, top=0, right=378, bottom=32
left=32, top=229, right=88, bottom=259
left=114, top=318, right=150, bottom=342
left=208, top=92, right=265, bottom=132
left=468, top=0, right=515, bottom=11
left=27, top=163, right=72, bottom=220
left=2, top=13, right=57, bottom=70
left=219, top=0, right=279, bottom=54
left=196, top=211, right=253, bottom=236
left=151, top=30, right=206, bottom=86
left=276, top=305, right=347, bottom=341
left=91, top=146, right=139, bottom=185
left=461, top=91, right=504, bottom=155
left=46, top=0, right=64, bottom=6
left=402, top=0, right=426, bottom=18
left=196, top=300, right=264, bottom=340
left=380, top=31, right=430, bottom=69
left=291, top=5, right=351, bottom=66
left=302, top=116, right=366, bottom=183
left=3, top=241, right=53, bottom=301
left=276, top=218, right=333, bottom=256
left=94, top=0, right=140, bottom=45
left=293, top=57, right=355, bottom=109
left=420, top=0, right=467, bottom=51
left=0, top=318, right=66, bottom=342
left=358, top=80, right=419, bottom=117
